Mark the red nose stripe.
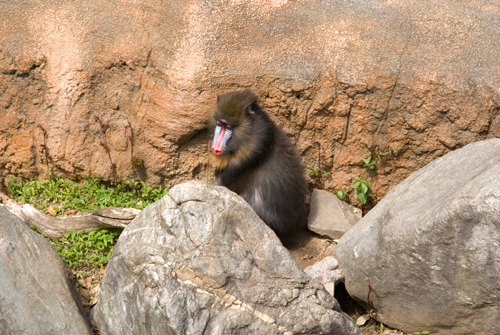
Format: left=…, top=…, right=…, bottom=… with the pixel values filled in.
left=212, top=127, right=225, bottom=154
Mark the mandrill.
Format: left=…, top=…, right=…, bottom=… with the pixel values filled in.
left=209, top=89, right=307, bottom=238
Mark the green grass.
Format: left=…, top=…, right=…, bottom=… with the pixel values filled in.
left=7, top=175, right=167, bottom=214
left=8, top=175, right=167, bottom=268
left=41, top=228, right=122, bottom=268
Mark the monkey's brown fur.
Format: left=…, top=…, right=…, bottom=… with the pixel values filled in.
left=209, top=89, right=307, bottom=237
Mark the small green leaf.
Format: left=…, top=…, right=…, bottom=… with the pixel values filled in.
left=336, top=189, right=347, bottom=200
left=358, top=193, right=367, bottom=204
left=361, top=177, right=370, bottom=186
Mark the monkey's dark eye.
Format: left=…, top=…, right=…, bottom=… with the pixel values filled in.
left=216, top=119, right=234, bottom=129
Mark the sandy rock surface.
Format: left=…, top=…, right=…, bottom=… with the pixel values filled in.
left=1, top=0, right=499, bottom=202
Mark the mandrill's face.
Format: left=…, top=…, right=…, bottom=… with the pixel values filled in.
left=211, top=118, right=235, bottom=156
left=209, top=89, right=257, bottom=168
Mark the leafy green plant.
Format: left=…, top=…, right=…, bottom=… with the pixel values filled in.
left=306, top=167, right=320, bottom=178
left=380, top=322, right=385, bottom=334
left=353, top=177, right=375, bottom=205
left=47, top=229, right=121, bottom=268
left=307, top=168, right=330, bottom=178
left=7, top=175, right=167, bottom=214
left=376, top=147, right=394, bottom=161
left=336, top=188, right=348, bottom=200
left=306, top=141, right=332, bottom=190
left=362, top=156, right=377, bottom=170
left=362, top=147, right=395, bottom=171
left=414, top=328, right=430, bottom=335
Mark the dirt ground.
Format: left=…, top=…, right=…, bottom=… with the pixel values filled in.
left=283, top=227, right=338, bottom=269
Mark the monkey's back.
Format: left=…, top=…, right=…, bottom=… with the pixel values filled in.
left=242, top=124, right=307, bottom=236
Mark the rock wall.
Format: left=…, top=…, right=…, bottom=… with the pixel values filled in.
left=1, top=0, right=499, bottom=201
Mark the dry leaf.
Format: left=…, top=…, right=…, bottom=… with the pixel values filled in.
left=46, top=206, right=58, bottom=215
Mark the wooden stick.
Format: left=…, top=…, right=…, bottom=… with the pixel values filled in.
left=1, top=193, right=140, bottom=238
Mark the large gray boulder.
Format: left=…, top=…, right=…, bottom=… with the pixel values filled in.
left=91, top=181, right=361, bottom=335
left=0, top=206, right=93, bottom=335
left=335, top=138, right=500, bottom=335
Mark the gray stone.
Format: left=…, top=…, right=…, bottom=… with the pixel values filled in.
left=304, top=256, right=343, bottom=287
left=335, top=139, right=500, bottom=335
left=308, top=189, right=362, bottom=239
left=323, top=282, right=335, bottom=296
left=91, top=181, right=362, bottom=335
left=0, top=206, right=93, bottom=335
left=356, top=314, right=371, bottom=327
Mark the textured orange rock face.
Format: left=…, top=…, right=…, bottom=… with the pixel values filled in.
left=1, top=0, right=499, bottom=203
left=254, top=74, right=500, bottom=204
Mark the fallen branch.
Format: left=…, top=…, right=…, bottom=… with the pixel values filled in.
left=1, top=193, right=140, bottom=238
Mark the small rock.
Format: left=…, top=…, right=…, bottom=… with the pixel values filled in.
left=323, top=282, right=335, bottom=296
left=291, top=81, right=308, bottom=92
left=356, top=314, right=371, bottom=327
left=304, top=256, right=343, bottom=285
left=307, top=189, right=362, bottom=239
